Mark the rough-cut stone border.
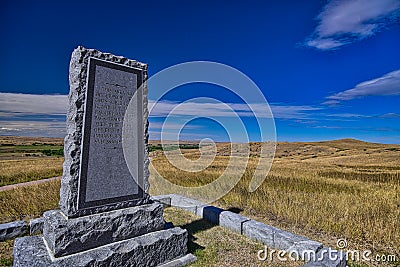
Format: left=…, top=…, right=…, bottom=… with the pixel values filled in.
left=29, top=217, right=44, bottom=235
left=158, top=254, right=197, bottom=267
left=151, top=194, right=347, bottom=267
left=303, top=247, right=347, bottom=267
left=0, top=221, right=27, bottom=241
left=61, top=46, right=151, bottom=218
left=219, top=211, right=250, bottom=234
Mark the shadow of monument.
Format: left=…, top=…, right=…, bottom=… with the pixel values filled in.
left=226, top=207, right=244, bottom=214
left=176, top=206, right=244, bottom=254
left=178, top=218, right=212, bottom=254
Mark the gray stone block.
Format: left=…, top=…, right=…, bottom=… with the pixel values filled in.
left=275, top=230, right=322, bottom=260
left=151, top=195, right=172, bottom=207
left=169, top=194, right=206, bottom=214
left=287, top=239, right=323, bottom=261
left=242, top=220, right=278, bottom=247
left=43, top=203, right=164, bottom=257
left=29, top=217, right=44, bottom=235
left=275, top=229, right=322, bottom=251
left=242, top=220, right=322, bottom=260
left=0, top=221, right=27, bottom=241
left=13, top=227, right=194, bottom=267
left=219, top=211, right=250, bottom=234
left=242, top=219, right=322, bottom=260
left=158, top=253, right=197, bottom=267
left=273, top=229, right=305, bottom=249
left=303, top=247, right=346, bottom=267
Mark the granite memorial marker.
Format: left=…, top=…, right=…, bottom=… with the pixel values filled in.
left=13, top=46, right=196, bottom=266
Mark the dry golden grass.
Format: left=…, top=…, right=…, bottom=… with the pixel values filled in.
left=0, top=158, right=63, bottom=186
left=0, top=136, right=63, bottom=146
left=0, top=136, right=64, bottom=186
left=150, top=139, right=400, bottom=261
left=0, top=180, right=60, bottom=267
left=0, top=179, right=60, bottom=223
left=0, top=137, right=399, bottom=266
left=0, top=240, right=13, bottom=267
left=164, top=207, right=303, bottom=267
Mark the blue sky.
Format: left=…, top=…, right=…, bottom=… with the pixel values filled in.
left=0, top=0, right=399, bottom=143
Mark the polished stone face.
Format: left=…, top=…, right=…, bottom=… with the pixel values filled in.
left=78, top=57, right=144, bottom=210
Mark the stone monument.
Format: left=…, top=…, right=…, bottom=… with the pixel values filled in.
left=13, top=46, right=196, bottom=266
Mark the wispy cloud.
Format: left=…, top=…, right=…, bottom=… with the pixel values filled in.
left=149, top=100, right=320, bottom=120
left=149, top=130, right=221, bottom=141
left=149, top=121, right=202, bottom=130
left=324, top=69, right=400, bottom=103
left=305, top=0, right=400, bottom=50
left=305, top=124, right=399, bottom=132
left=0, top=92, right=68, bottom=116
left=326, top=113, right=368, bottom=118
left=376, top=112, right=400, bottom=118
left=0, top=120, right=66, bottom=137
left=0, top=92, right=322, bottom=137
left=0, top=93, right=67, bottom=137
left=325, top=112, right=400, bottom=119
left=1, top=92, right=398, bottom=142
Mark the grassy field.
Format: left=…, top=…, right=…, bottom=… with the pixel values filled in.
left=0, top=136, right=64, bottom=186
left=0, top=136, right=197, bottom=187
left=149, top=139, right=400, bottom=266
left=0, top=137, right=399, bottom=266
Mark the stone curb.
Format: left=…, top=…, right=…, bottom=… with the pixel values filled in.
left=158, top=253, right=198, bottom=267
left=0, top=221, right=27, bottom=241
left=152, top=194, right=346, bottom=267
left=303, top=247, right=347, bottom=267
left=0, top=218, right=46, bottom=241
left=2, top=195, right=346, bottom=266
left=29, top=217, right=44, bottom=235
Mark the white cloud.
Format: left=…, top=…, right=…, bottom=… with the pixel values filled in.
left=325, top=69, right=400, bottom=101
left=0, top=93, right=68, bottom=137
left=269, top=104, right=320, bottom=119
left=377, top=112, right=400, bottom=118
left=306, top=0, right=400, bottom=50
left=149, top=121, right=202, bottom=130
left=0, top=93, right=322, bottom=121
left=0, top=92, right=322, bottom=138
left=0, top=92, right=68, bottom=116
left=0, top=120, right=66, bottom=137
left=149, top=100, right=319, bottom=120
left=306, top=38, right=349, bottom=50
left=0, top=93, right=319, bottom=122
left=149, top=130, right=220, bottom=141
left=326, top=113, right=367, bottom=118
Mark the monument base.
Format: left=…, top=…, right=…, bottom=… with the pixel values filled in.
left=13, top=227, right=196, bottom=267
left=14, top=202, right=196, bottom=266
left=43, top=203, right=165, bottom=257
